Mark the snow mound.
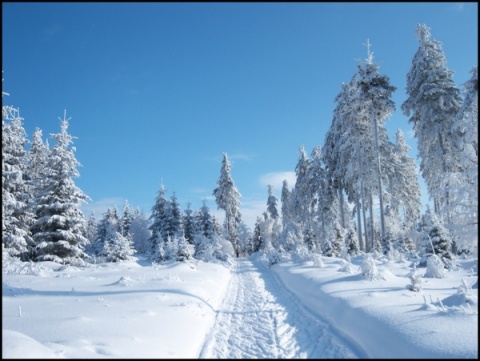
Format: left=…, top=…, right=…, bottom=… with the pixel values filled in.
left=2, top=330, right=64, bottom=358
left=109, top=276, right=134, bottom=286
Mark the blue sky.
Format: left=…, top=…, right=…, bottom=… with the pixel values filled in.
left=2, top=2, right=478, bottom=229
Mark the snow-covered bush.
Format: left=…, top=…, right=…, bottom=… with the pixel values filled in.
left=406, top=265, right=423, bottom=292
left=338, top=258, right=353, bottom=273
left=424, top=254, right=447, bottom=278
left=310, top=253, right=325, bottom=268
left=360, top=254, right=383, bottom=280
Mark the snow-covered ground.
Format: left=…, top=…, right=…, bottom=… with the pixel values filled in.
left=2, top=253, right=478, bottom=358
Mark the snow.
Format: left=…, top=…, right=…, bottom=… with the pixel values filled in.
left=2, top=254, right=478, bottom=358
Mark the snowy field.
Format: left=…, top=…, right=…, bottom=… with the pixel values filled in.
left=2, top=254, right=478, bottom=358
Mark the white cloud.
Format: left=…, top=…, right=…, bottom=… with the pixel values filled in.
left=259, top=171, right=296, bottom=191
left=81, top=197, right=127, bottom=217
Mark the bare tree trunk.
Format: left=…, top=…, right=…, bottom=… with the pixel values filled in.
left=355, top=198, right=364, bottom=251
left=369, top=191, right=375, bottom=251
left=339, top=184, right=345, bottom=228
left=373, top=117, right=385, bottom=238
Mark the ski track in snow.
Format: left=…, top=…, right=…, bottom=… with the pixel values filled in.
left=199, top=259, right=361, bottom=358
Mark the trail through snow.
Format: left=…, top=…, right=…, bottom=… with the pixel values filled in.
left=199, top=259, right=361, bottom=358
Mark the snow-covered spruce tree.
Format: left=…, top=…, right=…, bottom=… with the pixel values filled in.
left=402, top=24, right=462, bottom=220
left=120, top=200, right=134, bottom=237
left=280, top=179, right=293, bottom=230
left=251, top=217, right=263, bottom=253
left=129, top=208, right=151, bottom=255
left=175, top=233, right=195, bottom=262
left=183, top=202, right=197, bottom=245
left=213, top=153, right=241, bottom=251
left=30, top=111, right=90, bottom=265
left=91, top=208, right=116, bottom=258
left=266, top=184, right=279, bottom=220
left=388, top=129, right=421, bottom=232
left=322, top=221, right=343, bottom=257
left=323, top=81, right=354, bottom=234
left=2, top=103, right=35, bottom=261
left=325, top=74, right=372, bottom=251
left=446, top=66, right=478, bottom=256
left=354, top=40, right=397, bottom=243
left=237, top=221, right=253, bottom=257
left=102, top=213, right=136, bottom=262
left=149, top=182, right=171, bottom=261
left=168, top=192, right=184, bottom=241
left=419, top=208, right=453, bottom=268
left=344, top=225, right=360, bottom=256
left=195, top=199, right=216, bottom=240
left=26, top=128, right=50, bottom=216
left=290, top=147, right=312, bottom=228
left=84, top=211, right=98, bottom=256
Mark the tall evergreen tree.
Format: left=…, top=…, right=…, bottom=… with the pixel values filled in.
left=266, top=184, right=279, bottom=220
left=446, top=66, right=478, bottom=256
left=280, top=179, right=293, bottom=229
left=213, top=153, right=241, bottom=250
left=183, top=202, right=197, bottom=245
left=355, top=40, right=397, bottom=239
left=121, top=200, right=134, bottom=237
left=168, top=192, right=184, bottom=240
left=2, top=102, right=34, bottom=260
left=129, top=208, right=151, bottom=254
left=149, top=182, right=170, bottom=260
left=26, top=128, right=50, bottom=217
left=31, top=111, right=90, bottom=264
left=402, top=24, right=462, bottom=220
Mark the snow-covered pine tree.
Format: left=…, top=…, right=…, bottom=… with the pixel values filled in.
left=30, top=111, right=90, bottom=265
left=322, top=220, right=343, bottom=257
left=168, top=191, right=184, bottom=241
left=213, top=153, right=241, bottom=251
left=26, top=128, right=50, bottom=218
left=446, top=66, right=478, bottom=256
left=280, top=179, right=293, bottom=230
left=290, top=147, right=312, bottom=227
left=129, top=208, right=151, bottom=254
left=251, top=217, right=263, bottom=253
left=2, top=103, right=35, bottom=260
left=175, top=233, right=194, bottom=262
left=325, top=75, right=371, bottom=251
left=266, top=184, right=279, bottom=220
left=402, top=24, right=462, bottom=221
left=354, top=40, right=397, bottom=242
left=237, top=221, right=253, bottom=257
left=389, top=129, right=421, bottom=231
left=121, top=200, right=134, bottom=237
left=183, top=202, right=197, bottom=245
left=419, top=208, right=453, bottom=268
left=102, top=214, right=136, bottom=262
left=149, top=182, right=171, bottom=260
left=84, top=211, right=98, bottom=256
left=195, top=199, right=215, bottom=240
left=323, top=81, right=354, bottom=233
left=91, top=208, right=115, bottom=257
left=344, top=225, right=360, bottom=256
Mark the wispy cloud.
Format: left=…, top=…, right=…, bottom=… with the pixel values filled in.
left=81, top=197, right=127, bottom=217
left=450, top=3, right=464, bottom=11
left=259, top=171, right=296, bottom=191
